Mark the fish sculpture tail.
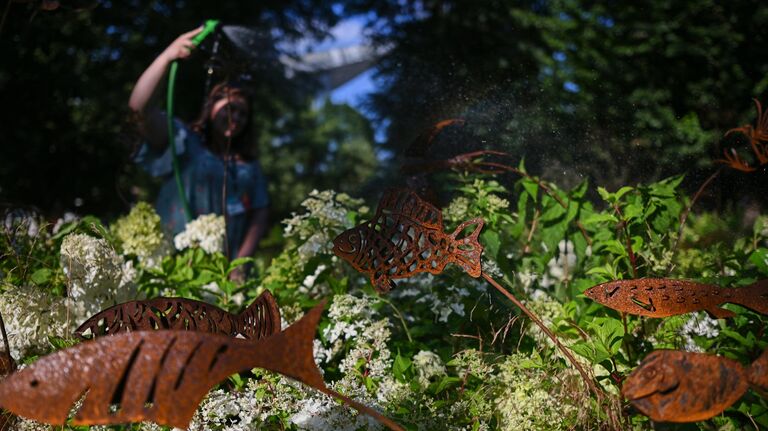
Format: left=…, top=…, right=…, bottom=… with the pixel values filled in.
left=236, top=290, right=282, bottom=339
left=734, top=279, right=768, bottom=315
left=449, top=218, right=484, bottom=277
left=248, top=300, right=327, bottom=390
left=747, top=348, right=768, bottom=396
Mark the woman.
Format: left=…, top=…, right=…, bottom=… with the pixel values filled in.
left=129, top=27, right=268, bottom=279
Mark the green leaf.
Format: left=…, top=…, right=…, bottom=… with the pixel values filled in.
left=522, top=179, right=538, bottom=202
left=481, top=230, right=500, bottom=260
left=432, top=376, right=461, bottom=394
left=228, top=257, right=254, bottom=273
left=30, top=268, right=52, bottom=285
left=393, top=353, right=412, bottom=382
left=582, top=213, right=618, bottom=225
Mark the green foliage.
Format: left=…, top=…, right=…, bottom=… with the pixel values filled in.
left=2, top=169, right=768, bottom=430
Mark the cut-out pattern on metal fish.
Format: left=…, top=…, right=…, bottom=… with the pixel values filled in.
left=75, top=290, right=280, bottom=340
left=333, top=188, right=484, bottom=293
left=0, top=302, right=404, bottom=431
left=623, top=349, right=768, bottom=423
left=584, top=278, right=768, bottom=318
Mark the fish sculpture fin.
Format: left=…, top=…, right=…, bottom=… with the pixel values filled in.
left=732, top=279, right=768, bottom=316
left=449, top=218, right=484, bottom=278
left=705, top=306, right=736, bottom=319
left=372, top=273, right=397, bottom=294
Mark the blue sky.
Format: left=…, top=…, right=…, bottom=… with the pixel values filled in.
left=312, top=17, right=377, bottom=113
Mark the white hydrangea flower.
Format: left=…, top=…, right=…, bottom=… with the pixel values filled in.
left=60, top=233, right=135, bottom=319
left=111, top=202, right=171, bottom=268
left=541, top=239, right=577, bottom=288
left=0, top=286, right=71, bottom=359
left=412, top=350, right=447, bottom=386
left=174, top=214, right=225, bottom=254
left=679, top=312, right=720, bottom=352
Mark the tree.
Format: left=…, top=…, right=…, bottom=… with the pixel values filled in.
left=347, top=0, right=768, bottom=194
left=259, top=98, right=378, bottom=218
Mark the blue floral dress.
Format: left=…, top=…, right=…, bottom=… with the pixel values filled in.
left=134, top=120, right=269, bottom=257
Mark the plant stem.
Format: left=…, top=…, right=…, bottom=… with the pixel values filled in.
left=481, top=273, right=605, bottom=403
left=668, top=167, right=722, bottom=274
left=613, top=204, right=638, bottom=278
left=378, top=296, right=412, bottom=343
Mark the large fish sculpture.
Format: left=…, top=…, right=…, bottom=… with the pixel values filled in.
left=584, top=278, right=768, bottom=318
left=0, top=302, right=404, bottom=431
left=623, top=349, right=768, bottom=422
left=333, top=189, right=484, bottom=293
left=75, top=290, right=281, bottom=340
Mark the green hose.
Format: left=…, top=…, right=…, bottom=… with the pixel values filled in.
left=167, top=19, right=220, bottom=222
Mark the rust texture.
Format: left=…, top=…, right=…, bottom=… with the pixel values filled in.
left=0, top=312, right=15, bottom=431
left=0, top=301, right=404, bottom=431
left=333, top=188, right=484, bottom=293
left=75, top=290, right=281, bottom=340
left=718, top=99, right=768, bottom=172
left=747, top=348, right=768, bottom=397
left=622, top=350, right=755, bottom=422
left=584, top=278, right=768, bottom=318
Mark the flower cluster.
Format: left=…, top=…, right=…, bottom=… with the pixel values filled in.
left=679, top=312, right=720, bottom=352
left=298, top=293, right=400, bottom=430
left=0, top=286, right=71, bottom=359
left=2, top=209, right=43, bottom=238
left=494, top=353, right=579, bottom=430
left=283, top=189, right=368, bottom=263
left=174, top=214, right=225, bottom=254
left=60, top=233, right=135, bottom=319
left=444, top=178, right=509, bottom=227
left=111, top=202, right=170, bottom=267
left=541, top=240, right=578, bottom=288
left=412, top=350, right=446, bottom=387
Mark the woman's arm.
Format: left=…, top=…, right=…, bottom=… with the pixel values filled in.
left=236, top=207, right=269, bottom=259
left=128, top=26, right=202, bottom=151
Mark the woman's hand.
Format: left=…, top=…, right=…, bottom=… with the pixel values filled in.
left=128, top=26, right=205, bottom=146
left=162, top=26, right=204, bottom=62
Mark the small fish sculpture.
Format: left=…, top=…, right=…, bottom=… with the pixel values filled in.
left=584, top=278, right=768, bottom=318
left=623, top=349, right=768, bottom=422
left=0, top=302, right=404, bottom=431
left=74, top=290, right=281, bottom=340
left=333, top=188, right=484, bottom=293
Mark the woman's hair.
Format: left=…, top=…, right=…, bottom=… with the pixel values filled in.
left=190, top=82, right=256, bottom=159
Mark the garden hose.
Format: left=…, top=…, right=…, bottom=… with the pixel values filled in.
left=167, top=19, right=220, bottom=222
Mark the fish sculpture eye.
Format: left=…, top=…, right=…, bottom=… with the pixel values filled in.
left=334, top=232, right=358, bottom=254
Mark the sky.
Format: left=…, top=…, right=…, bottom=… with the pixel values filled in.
left=311, top=17, right=377, bottom=114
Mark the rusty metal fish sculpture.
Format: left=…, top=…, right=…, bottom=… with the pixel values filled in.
left=75, top=290, right=280, bottom=340
left=584, top=278, right=768, bottom=318
left=333, top=188, right=484, bottom=293
left=333, top=188, right=612, bottom=413
left=623, top=349, right=768, bottom=422
left=0, top=301, right=404, bottom=431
